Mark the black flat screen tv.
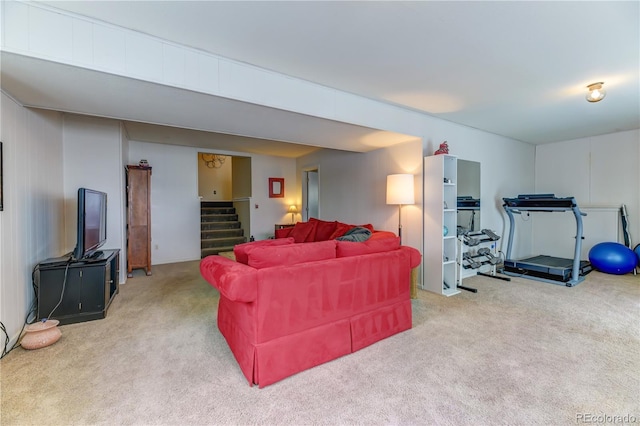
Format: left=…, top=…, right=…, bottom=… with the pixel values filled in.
left=73, top=188, right=108, bottom=261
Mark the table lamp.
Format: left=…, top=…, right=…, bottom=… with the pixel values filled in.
left=288, top=205, right=299, bottom=223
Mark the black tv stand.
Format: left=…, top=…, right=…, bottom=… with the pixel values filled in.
left=83, top=250, right=105, bottom=262
left=36, top=249, right=120, bottom=325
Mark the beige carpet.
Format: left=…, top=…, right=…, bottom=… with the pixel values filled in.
left=1, top=261, right=638, bottom=425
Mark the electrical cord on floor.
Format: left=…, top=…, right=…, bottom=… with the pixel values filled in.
left=31, top=264, right=40, bottom=322
left=2, top=297, right=37, bottom=358
left=8, top=264, right=43, bottom=354
left=1, top=262, right=52, bottom=358
left=1, top=321, right=9, bottom=359
left=45, top=258, right=72, bottom=321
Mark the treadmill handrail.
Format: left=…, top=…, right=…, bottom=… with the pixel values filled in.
left=506, top=207, right=585, bottom=213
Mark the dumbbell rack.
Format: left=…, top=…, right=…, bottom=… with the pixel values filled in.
left=457, top=229, right=511, bottom=292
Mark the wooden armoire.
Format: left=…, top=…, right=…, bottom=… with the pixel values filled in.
left=126, top=165, right=152, bottom=277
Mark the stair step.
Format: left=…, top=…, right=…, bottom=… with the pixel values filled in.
left=201, top=214, right=238, bottom=222
left=200, top=201, right=244, bottom=258
left=201, top=246, right=237, bottom=258
left=201, top=236, right=247, bottom=249
left=201, top=201, right=233, bottom=208
left=201, top=207, right=236, bottom=215
left=201, top=229, right=244, bottom=239
left=201, top=221, right=241, bottom=230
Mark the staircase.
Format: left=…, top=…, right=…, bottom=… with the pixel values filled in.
left=200, top=201, right=246, bottom=258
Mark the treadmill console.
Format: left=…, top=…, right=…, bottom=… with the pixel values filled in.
left=503, top=195, right=577, bottom=209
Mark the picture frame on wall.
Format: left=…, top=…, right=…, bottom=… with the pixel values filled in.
left=269, top=177, right=284, bottom=198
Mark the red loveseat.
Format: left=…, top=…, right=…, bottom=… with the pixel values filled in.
left=200, top=235, right=421, bottom=388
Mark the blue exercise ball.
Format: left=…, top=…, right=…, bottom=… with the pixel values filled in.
left=589, top=242, right=638, bottom=275
left=635, top=244, right=640, bottom=263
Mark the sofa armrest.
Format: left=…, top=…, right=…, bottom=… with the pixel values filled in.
left=401, top=246, right=422, bottom=269
left=200, top=256, right=258, bottom=302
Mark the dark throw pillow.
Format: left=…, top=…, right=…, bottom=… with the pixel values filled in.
left=335, top=226, right=372, bottom=242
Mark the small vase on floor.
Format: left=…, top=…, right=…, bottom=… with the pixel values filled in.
left=20, top=320, right=62, bottom=350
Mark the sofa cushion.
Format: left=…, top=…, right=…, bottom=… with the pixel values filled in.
left=275, top=227, right=293, bottom=239
left=289, top=221, right=317, bottom=243
left=369, top=231, right=397, bottom=240
left=309, top=218, right=338, bottom=241
left=304, top=222, right=319, bottom=242
left=336, top=236, right=401, bottom=257
left=248, top=240, right=337, bottom=269
left=233, top=237, right=295, bottom=265
left=336, top=226, right=372, bottom=242
left=328, top=222, right=352, bottom=239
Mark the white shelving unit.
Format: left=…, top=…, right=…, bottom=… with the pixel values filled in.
left=423, top=154, right=459, bottom=296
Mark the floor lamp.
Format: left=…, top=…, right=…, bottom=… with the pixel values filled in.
left=386, top=174, right=415, bottom=244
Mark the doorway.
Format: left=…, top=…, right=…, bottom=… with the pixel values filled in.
left=303, top=168, right=319, bottom=221
left=198, top=153, right=232, bottom=200
left=197, top=152, right=252, bottom=256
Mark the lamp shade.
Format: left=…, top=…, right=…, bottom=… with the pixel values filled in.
left=386, top=174, right=415, bottom=205
left=288, top=205, right=298, bottom=224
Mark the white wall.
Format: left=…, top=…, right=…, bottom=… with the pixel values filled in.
left=420, top=115, right=537, bottom=256
left=297, top=140, right=423, bottom=251
left=0, top=92, right=65, bottom=350
left=535, top=129, right=640, bottom=258
left=250, top=155, right=298, bottom=240
left=62, top=114, right=126, bottom=283
left=134, top=128, right=525, bottom=267
left=198, top=155, right=232, bottom=201
left=128, top=141, right=201, bottom=265
left=1, top=0, right=539, bottom=310
left=119, top=122, right=129, bottom=277
left=128, top=141, right=297, bottom=263
left=297, top=120, right=536, bottom=265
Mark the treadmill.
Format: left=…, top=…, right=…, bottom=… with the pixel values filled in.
left=502, top=194, right=592, bottom=287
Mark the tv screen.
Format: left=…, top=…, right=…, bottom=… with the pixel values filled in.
left=74, top=188, right=107, bottom=260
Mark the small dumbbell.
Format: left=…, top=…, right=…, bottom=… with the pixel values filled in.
left=465, top=258, right=481, bottom=269
left=479, top=248, right=500, bottom=265
left=481, top=229, right=500, bottom=241
left=463, top=235, right=480, bottom=246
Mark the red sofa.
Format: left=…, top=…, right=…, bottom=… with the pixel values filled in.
left=200, top=233, right=421, bottom=388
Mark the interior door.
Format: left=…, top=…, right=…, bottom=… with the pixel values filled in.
left=304, top=169, right=319, bottom=221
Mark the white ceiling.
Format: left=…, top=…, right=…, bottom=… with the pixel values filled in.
left=3, top=52, right=417, bottom=157
left=6, top=1, right=640, bottom=152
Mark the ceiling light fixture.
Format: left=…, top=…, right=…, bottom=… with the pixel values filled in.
left=200, top=153, right=226, bottom=168
left=586, top=82, right=606, bottom=103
